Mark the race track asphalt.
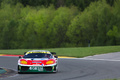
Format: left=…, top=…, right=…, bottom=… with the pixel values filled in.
left=0, top=55, right=120, bottom=80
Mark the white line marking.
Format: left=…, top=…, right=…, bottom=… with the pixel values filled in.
left=59, top=58, right=120, bottom=62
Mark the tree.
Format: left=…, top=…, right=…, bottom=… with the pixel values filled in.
left=48, top=6, right=78, bottom=47
left=67, top=0, right=114, bottom=47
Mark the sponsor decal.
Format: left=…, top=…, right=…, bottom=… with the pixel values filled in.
left=42, top=64, right=44, bottom=66
left=32, top=62, right=42, bottom=63
left=29, top=66, right=43, bottom=71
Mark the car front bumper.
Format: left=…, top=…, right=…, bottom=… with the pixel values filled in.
left=18, top=65, right=57, bottom=73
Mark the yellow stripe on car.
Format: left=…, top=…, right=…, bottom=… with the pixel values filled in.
left=26, top=52, right=50, bottom=55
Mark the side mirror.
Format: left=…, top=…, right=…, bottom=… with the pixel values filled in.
left=24, top=52, right=27, bottom=55
left=19, top=56, right=22, bottom=58
left=54, top=55, right=58, bottom=58
left=51, top=52, right=56, bottom=55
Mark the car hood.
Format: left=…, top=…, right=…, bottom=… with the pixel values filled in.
left=18, top=58, right=56, bottom=65
left=23, top=58, right=49, bottom=60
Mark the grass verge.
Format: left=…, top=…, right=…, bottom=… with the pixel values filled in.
left=103, top=79, right=120, bottom=80
left=0, top=46, right=120, bottom=58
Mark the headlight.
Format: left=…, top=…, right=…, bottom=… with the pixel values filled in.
left=46, top=61, right=54, bottom=65
left=20, top=60, right=27, bottom=64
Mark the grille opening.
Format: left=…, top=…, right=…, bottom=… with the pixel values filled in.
left=21, top=66, right=29, bottom=71
left=44, top=67, right=52, bottom=71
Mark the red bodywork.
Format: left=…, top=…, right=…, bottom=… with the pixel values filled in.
left=20, top=59, right=56, bottom=65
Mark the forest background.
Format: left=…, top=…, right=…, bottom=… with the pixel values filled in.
left=0, top=0, right=120, bottom=49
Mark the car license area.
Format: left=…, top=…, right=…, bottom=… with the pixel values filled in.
left=29, top=66, right=43, bottom=71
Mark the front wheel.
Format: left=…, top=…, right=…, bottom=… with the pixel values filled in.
left=17, top=65, right=22, bottom=74
left=53, top=65, right=58, bottom=73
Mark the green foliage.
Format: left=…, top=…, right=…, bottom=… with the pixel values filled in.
left=106, top=0, right=116, bottom=6
left=107, top=26, right=119, bottom=37
left=0, top=0, right=116, bottom=10
left=67, top=0, right=120, bottom=47
left=0, top=0, right=120, bottom=49
left=48, top=6, right=79, bottom=47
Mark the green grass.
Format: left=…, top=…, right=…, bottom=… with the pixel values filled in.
left=103, top=79, right=120, bottom=80
left=0, top=46, right=120, bottom=58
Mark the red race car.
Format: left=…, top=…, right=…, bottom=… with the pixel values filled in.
left=18, top=50, right=58, bottom=73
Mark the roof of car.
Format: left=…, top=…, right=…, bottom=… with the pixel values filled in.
left=27, top=50, right=50, bottom=52
left=26, top=50, right=51, bottom=55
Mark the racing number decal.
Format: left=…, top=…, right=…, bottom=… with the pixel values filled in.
left=29, top=67, right=43, bottom=71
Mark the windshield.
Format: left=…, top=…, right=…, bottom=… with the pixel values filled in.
left=23, top=53, right=53, bottom=58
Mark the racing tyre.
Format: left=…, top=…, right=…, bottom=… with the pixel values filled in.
left=53, top=65, right=58, bottom=73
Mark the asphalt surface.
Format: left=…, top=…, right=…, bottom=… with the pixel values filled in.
left=84, top=52, right=120, bottom=60
left=1, top=52, right=120, bottom=80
